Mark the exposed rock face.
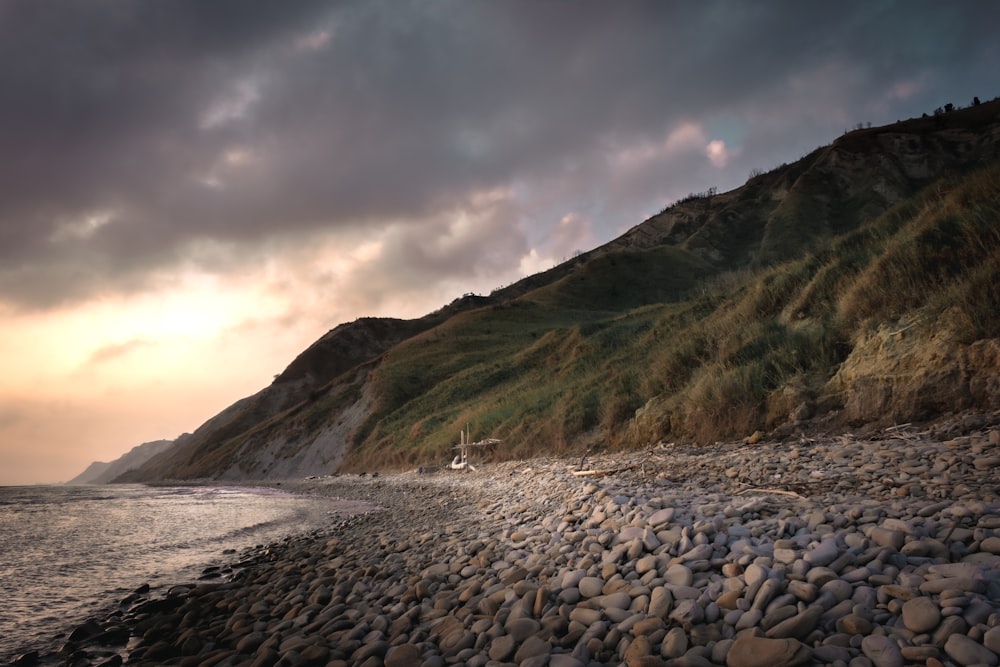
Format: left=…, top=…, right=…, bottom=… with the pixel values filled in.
left=212, top=375, right=378, bottom=480
left=68, top=439, right=177, bottom=484
left=828, top=326, right=1000, bottom=427
left=80, top=99, right=1000, bottom=484
left=111, top=318, right=403, bottom=481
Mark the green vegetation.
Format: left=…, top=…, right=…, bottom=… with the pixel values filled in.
left=120, top=101, right=1000, bottom=481
left=343, top=161, right=1000, bottom=471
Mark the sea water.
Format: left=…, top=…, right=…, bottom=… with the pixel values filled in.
left=0, top=484, right=345, bottom=660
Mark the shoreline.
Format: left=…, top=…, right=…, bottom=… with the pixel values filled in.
left=9, top=418, right=1000, bottom=667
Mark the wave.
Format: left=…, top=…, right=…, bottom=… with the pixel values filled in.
left=0, top=485, right=341, bottom=661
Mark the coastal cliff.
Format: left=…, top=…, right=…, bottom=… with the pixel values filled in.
left=98, top=99, right=1000, bottom=482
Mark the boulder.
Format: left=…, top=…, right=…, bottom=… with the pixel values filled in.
left=726, top=637, right=811, bottom=667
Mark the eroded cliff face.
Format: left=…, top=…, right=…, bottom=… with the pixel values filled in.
left=211, top=376, right=378, bottom=480
left=102, top=100, right=1000, bottom=482
left=69, top=439, right=178, bottom=485
left=828, top=323, right=1000, bottom=428
left=115, top=321, right=404, bottom=481
left=609, top=112, right=1000, bottom=272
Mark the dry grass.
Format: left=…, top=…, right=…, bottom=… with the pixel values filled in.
left=339, top=160, right=1000, bottom=471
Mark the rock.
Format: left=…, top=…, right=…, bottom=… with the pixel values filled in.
left=973, top=456, right=1000, bottom=470
left=680, top=544, right=713, bottom=562
left=69, top=619, right=102, bottom=642
left=813, top=645, right=853, bottom=663
left=980, top=536, right=1000, bottom=555
left=661, top=626, right=688, bottom=659
left=944, top=634, right=999, bottom=666
left=636, top=554, right=659, bottom=574
left=236, top=631, right=268, bottom=653
left=598, top=591, right=632, bottom=611
left=570, top=607, right=602, bottom=626
left=624, top=635, right=655, bottom=666
left=900, top=646, right=941, bottom=662
left=648, top=508, right=676, bottom=526
left=920, top=577, right=984, bottom=595
left=901, top=596, right=941, bottom=633
left=578, top=576, right=605, bottom=598
left=735, top=609, right=763, bottom=631
left=11, top=652, right=39, bottom=666
left=717, top=589, right=742, bottom=610
left=751, top=578, right=783, bottom=612
left=933, top=615, right=971, bottom=646
left=870, top=527, right=905, bottom=551
left=35, top=429, right=1000, bottom=667
left=507, top=617, right=542, bottom=642
left=774, top=547, right=798, bottom=565
left=385, top=643, right=422, bottom=667
left=562, top=569, right=587, bottom=589
left=649, top=587, right=673, bottom=618
left=744, top=564, right=769, bottom=589
left=901, top=538, right=949, bottom=559
left=665, top=563, right=694, bottom=586
left=669, top=599, right=704, bottom=627
left=805, top=566, right=837, bottom=587
left=986, top=627, right=1000, bottom=654
left=712, top=639, right=736, bottom=665
left=725, top=637, right=811, bottom=667
left=439, top=628, right=475, bottom=655
left=861, top=635, right=904, bottom=667
left=765, top=605, right=823, bottom=640
left=550, top=656, right=587, bottom=667
left=632, top=617, right=665, bottom=637
left=837, top=613, right=873, bottom=635
left=488, top=635, right=516, bottom=662
left=300, top=644, right=330, bottom=664
left=514, top=635, right=551, bottom=664
left=804, top=539, right=839, bottom=567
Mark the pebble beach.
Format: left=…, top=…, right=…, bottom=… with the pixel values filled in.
left=13, top=414, right=1000, bottom=667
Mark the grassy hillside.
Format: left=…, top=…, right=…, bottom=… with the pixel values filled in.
left=341, top=159, right=1000, bottom=470
left=117, top=99, right=1000, bottom=481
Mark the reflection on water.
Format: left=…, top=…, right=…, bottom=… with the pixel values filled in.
left=0, top=484, right=340, bottom=658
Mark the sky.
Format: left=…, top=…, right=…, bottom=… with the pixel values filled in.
left=1, top=1, right=997, bottom=485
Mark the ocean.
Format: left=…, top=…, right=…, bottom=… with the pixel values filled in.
left=0, top=483, right=349, bottom=661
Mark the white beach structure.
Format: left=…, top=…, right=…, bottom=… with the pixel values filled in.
left=450, top=426, right=501, bottom=472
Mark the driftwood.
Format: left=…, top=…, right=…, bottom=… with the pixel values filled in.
left=570, top=463, right=640, bottom=477
left=733, top=487, right=806, bottom=499
left=888, top=318, right=923, bottom=336
left=884, top=422, right=914, bottom=432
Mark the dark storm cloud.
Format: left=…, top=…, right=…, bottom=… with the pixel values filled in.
left=0, top=0, right=996, bottom=309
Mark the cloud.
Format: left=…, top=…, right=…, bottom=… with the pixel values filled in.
left=295, top=29, right=333, bottom=53
left=610, top=123, right=706, bottom=171
left=705, top=140, right=730, bottom=168
left=199, top=77, right=263, bottom=130
left=0, top=0, right=997, bottom=317
left=886, top=77, right=928, bottom=103
left=85, top=339, right=159, bottom=367
left=2, top=0, right=999, bottom=483
left=336, top=188, right=531, bottom=311
left=0, top=404, right=26, bottom=431
left=549, top=214, right=597, bottom=260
